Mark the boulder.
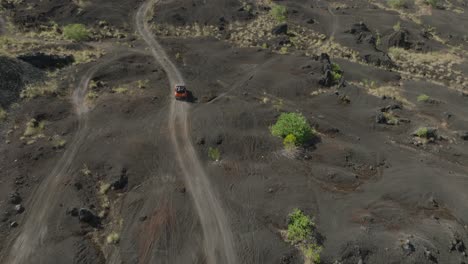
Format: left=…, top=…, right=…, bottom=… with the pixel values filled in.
left=78, top=208, right=97, bottom=223
left=402, top=239, right=415, bottom=255
left=272, top=23, right=288, bottom=35
left=388, top=29, right=412, bottom=49
left=459, top=131, right=468, bottom=141
left=15, top=204, right=24, bottom=214
left=111, top=168, right=128, bottom=190
left=9, top=192, right=21, bottom=205
left=346, top=22, right=370, bottom=34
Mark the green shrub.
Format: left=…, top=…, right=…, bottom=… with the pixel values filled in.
left=271, top=112, right=315, bottom=145
left=270, top=4, right=287, bottom=23
left=287, top=208, right=314, bottom=243
left=283, top=134, right=297, bottom=149
left=208, top=147, right=220, bottom=161
left=303, top=244, right=322, bottom=264
left=331, top=63, right=343, bottom=83
left=387, top=0, right=408, bottom=8
left=63, top=24, right=89, bottom=41
left=415, top=127, right=428, bottom=138
left=417, top=94, right=430, bottom=102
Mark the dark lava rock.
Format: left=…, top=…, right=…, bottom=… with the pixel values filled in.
left=450, top=237, right=466, bottom=253
left=9, top=192, right=22, bottom=205
left=363, top=53, right=395, bottom=68
left=197, top=137, right=205, bottom=145
left=424, top=247, right=438, bottom=263
left=319, top=53, right=334, bottom=87
left=306, top=18, right=315, bottom=24
left=68, top=207, right=79, bottom=217
left=17, top=52, right=74, bottom=70
left=15, top=204, right=24, bottom=214
left=10, top=221, right=18, bottom=228
left=388, top=29, right=412, bottom=49
left=139, top=216, right=147, bottom=222
left=0, top=56, right=42, bottom=108
left=215, top=135, right=223, bottom=145
left=402, top=239, right=416, bottom=255
left=381, top=103, right=402, bottom=112
left=74, top=182, right=83, bottom=190
left=376, top=112, right=387, bottom=124
left=346, top=22, right=370, bottom=34
left=78, top=208, right=97, bottom=223
left=272, top=23, right=288, bottom=35
left=111, top=168, right=128, bottom=190
left=459, top=131, right=468, bottom=141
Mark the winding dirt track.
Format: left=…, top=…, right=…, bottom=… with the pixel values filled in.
left=136, top=1, right=238, bottom=263
left=4, top=57, right=120, bottom=264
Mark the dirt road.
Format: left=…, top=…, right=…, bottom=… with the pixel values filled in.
left=136, top=1, right=238, bottom=263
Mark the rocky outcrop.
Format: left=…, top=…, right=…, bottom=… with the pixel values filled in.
left=17, top=52, right=74, bottom=70
left=388, top=29, right=412, bottom=49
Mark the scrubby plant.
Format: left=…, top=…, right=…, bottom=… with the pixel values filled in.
left=208, top=147, right=220, bottom=161
left=81, top=164, right=92, bottom=176
left=387, top=0, right=408, bottom=9
left=51, top=135, right=66, bottom=149
left=417, top=94, right=430, bottom=102
left=270, top=4, right=287, bottom=23
left=99, top=182, right=111, bottom=195
left=106, top=232, right=120, bottom=244
left=283, top=134, right=297, bottom=149
left=112, top=87, right=128, bottom=94
left=63, top=24, right=89, bottom=42
left=303, top=243, right=322, bottom=264
left=415, top=127, right=430, bottom=138
left=271, top=112, right=315, bottom=145
left=287, top=208, right=314, bottom=243
left=23, top=119, right=45, bottom=137
left=331, top=63, right=343, bottom=83
left=279, top=46, right=288, bottom=54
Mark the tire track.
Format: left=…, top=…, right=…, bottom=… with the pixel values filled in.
left=135, top=1, right=238, bottom=263
left=3, top=54, right=126, bottom=264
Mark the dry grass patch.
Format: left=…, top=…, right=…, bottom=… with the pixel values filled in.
left=355, top=80, right=414, bottom=108
left=21, top=80, right=58, bottom=99
left=0, top=108, right=6, bottom=122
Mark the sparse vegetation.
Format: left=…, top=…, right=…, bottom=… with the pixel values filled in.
left=270, top=4, right=287, bottom=23
left=81, top=164, right=92, bottom=176
left=283, top=134, right=297, bottom=149
left=413, top=127, right=438, bottom=139
left=63, top=24, right=90, bottom=42
left=99, top=182, right=111, bottom=195
left=271, top=112, right=315, bottom=145
left=417, top=94, right=430, bottom=102
left=0, top=108, right=6, bottom=122
left=21, top=80, right=58, bottom=99
left=393, top=21, right=401, bottom=31
left=331, top=63, right=343, bottom=83
left=51, top=135, right=66, bottom=149
left=106, top=232, right=120, bottom=244
left=86, top=90, right=99, bottom=100
left=287, top=208, right=314, bottom=243
left=137, top=80, right=148, bottom=89
left=208, top=147, right=221, bottom=161
left=425, top=0, right=440, bottom=8
left=287, top=209, right=322, bottom=263
left=387, top=0, right=408, bottom=9
left=112, top=87, right=129, bottom=94
left=23, top=119, right=45, bottom=137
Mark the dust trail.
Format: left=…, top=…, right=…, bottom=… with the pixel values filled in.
left=4, top=56, right=121, bottom=264
left=136, top=1, right=238, bottom=263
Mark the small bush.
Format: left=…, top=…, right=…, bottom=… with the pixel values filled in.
left=415, top=127, right=428, bottom=138
left=100, top=182, right=111, bottom=195
left=208, top=147, right=220, bottom=161
left=331, top=63, right=343, bottom=83
left=271, top=113, right=315, bottom=145
left=270, top=4, right=287, bottom=23
left=63, top=24, right=89, bottom=42
left=387, top=0, right=408, bottom=8
left=23, top=119, right=45, bottom=137
left=106, top=232, right=120, bottom=244
left=283, top=134, right=297, bottom=149
left=112, top=87, right=128, bottom=94
left=417, top=94, right=430, bottom=102
left=303, top=243, right=322, bottom=264
left=287, top=208, right=314, bottom=243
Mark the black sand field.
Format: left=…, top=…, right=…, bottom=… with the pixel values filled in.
left=0, top=0, right=468, bottom=263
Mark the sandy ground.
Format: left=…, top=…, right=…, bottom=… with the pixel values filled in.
left=0, top=0, right=468, bottom=263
